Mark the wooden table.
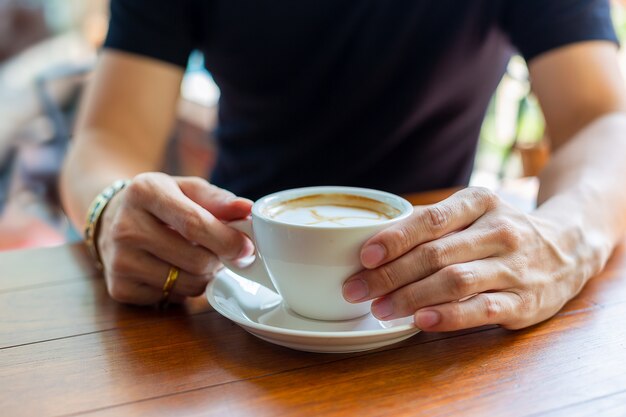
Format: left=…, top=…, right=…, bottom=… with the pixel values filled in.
left=2, top=188, right=626, bottom=417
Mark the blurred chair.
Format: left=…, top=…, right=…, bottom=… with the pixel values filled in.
left=0, top=62, right=90, bottom=250
left=18, top=64, right=92, bottom=206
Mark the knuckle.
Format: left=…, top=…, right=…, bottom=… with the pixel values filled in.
left=178, top=211, right=203, bottom=241
left=125, top=174, right=153, bottom=203
left=421, top=243, right=448, bottom=271
left=385, top=227, right=413, bottom=254
left=483, top=296, right=503, bottom=321
left=378, top=265, right=402, bottom=291
left=404, top=286, right=423, bottom=312
left=469, top=186, right=498, bottom=208
left=424, top=205, right=449, bottom=230
left=493, top=220, right=522, bottom=251
left=446, top=265, right=476, bottom=297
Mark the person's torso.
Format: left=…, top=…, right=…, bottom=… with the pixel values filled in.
left=190, top=1, right=512, bottom=199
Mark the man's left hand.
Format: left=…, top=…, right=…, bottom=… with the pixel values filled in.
left=342, top=187, right=586, bottom=332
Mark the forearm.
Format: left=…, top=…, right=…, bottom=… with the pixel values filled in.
left=60, top=129, right=160, bottom=232
left=534, top=112, right=626, bottom=281
left=60, top=51, right=184, bottom=232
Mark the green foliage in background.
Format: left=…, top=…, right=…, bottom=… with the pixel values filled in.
left=476, top=2, right=626, bottom=180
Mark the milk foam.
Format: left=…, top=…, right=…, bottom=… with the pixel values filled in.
left=271, top=204, right=389, bottom=227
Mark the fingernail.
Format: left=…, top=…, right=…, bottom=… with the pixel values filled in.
left=343, top=278, right=369, bottom=302
left=361, top=243, right=386, bottom=268
left=415, top=310, right=441, bottom=329
left=372, top=297, right=394, bottom=319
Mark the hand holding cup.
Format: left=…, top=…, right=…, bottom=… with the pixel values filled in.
left=97, top=172, right=253, bottom=305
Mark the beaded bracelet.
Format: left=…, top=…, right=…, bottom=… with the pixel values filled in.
left=84, top=179, right=131, bottom=270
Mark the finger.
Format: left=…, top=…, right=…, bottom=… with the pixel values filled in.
left=102, top=198, right=230, bottom=276
left=413, top=292, right=520, bottom=332
left=175, top=177, right=253, bottom=220
left=136, top=213, right=223, bottom=276
left=369, top=260, right=511, bottom=320
left=106, top=276, right=163, bottom=305
left=125, top=173, right=251, bottom=260
left=142, top=255, right=212, bottom=298
left=108, top=248, right=212, bottom=298
left=344, top=227, right=502, bottom=303
left=360, top=187, right=498, bottom=268
left=103, top=279, right=187, bottom=306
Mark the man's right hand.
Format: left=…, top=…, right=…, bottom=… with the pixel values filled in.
left=97, top=172, right=254, bottom=305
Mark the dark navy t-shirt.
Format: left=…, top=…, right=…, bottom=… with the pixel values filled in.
left=104, top=0, right=617, bottom=200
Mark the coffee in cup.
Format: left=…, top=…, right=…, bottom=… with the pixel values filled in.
left=223, top=186, right=413, bottom=321
left=263, top=193, right=401, bottom=227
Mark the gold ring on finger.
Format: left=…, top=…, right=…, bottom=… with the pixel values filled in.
left=159, top=266, right=180, bottom=309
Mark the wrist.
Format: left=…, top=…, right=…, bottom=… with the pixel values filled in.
left=529, top=209, right=612, bottom=289
left=84, top=179, right=131, bottom=270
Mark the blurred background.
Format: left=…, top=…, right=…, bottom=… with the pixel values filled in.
left=0, top=0, right=625, bottom=251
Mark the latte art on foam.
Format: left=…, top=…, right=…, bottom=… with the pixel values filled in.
left=273, top=205, right=388, bottom=227
left=263, top=193, right=401, bottom=227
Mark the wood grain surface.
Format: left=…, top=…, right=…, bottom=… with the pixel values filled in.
left=1, top=187, right=625, bottom=417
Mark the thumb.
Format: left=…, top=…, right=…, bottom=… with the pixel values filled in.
left=175, top=177, right=253, bottom=221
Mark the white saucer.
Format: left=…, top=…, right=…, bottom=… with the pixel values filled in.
left=206, top=268, right=420, bottom=353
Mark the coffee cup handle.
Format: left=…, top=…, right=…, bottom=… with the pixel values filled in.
left=222, top=219, right=278, bottom=294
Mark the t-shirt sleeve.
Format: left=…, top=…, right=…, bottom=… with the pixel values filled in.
left=103, top=0, right=197, bottom=67
left=501, top=0, right=619, bottom=62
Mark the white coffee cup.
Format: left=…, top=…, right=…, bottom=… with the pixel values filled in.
left=222, top=186, right=413, bottom=321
